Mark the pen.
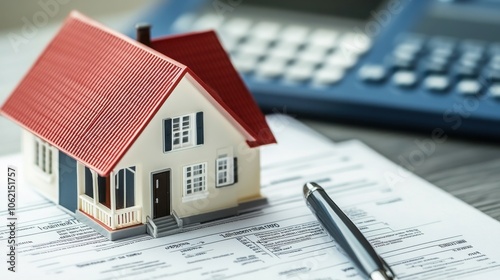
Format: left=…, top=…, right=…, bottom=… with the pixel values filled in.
left=303, top=182, right=396, bottom=280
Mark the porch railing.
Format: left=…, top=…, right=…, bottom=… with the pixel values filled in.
left=79, top=195, right=142, bottom=229
left=115, top=206, right=142, bottom=228
left=80, top=194, right=94, bottom=216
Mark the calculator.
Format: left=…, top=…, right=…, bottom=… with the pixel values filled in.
left=138, top=0, right=500, bottom=139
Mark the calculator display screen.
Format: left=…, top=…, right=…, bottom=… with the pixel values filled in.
left=244, top=0, right=386, bottom=21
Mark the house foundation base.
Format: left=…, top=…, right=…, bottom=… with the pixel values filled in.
left=75, top=210, right=146, bottom=241
left=180, top=196, right=269, bottom=226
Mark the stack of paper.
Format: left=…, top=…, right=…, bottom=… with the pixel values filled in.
left=1, top=114, right=500, bottom=279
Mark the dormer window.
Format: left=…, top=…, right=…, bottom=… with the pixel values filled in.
left=34, top=137, right=53, bottom=175
left=163, top=112, right=204, bottom=152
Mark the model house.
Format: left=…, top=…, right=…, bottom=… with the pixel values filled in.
left=0, top=11, right=276, bottom=240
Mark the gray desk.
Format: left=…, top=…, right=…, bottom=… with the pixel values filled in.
left=1, top=1, right=499, bottom=224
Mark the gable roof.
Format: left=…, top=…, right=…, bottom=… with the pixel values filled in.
left=151, top=31, right=276, bottom=147
left=0, top=11, right=275, bottom=176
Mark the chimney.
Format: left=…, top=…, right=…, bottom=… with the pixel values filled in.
left=136, top=23, right=151, bottom=47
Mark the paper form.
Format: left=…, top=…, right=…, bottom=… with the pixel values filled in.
left=1, top=116, right=500, bottom=279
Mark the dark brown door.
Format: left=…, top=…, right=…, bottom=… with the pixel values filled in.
left=153, top=170, right=170, bottom=219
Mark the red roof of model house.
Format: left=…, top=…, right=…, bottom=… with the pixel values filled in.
left=0, top=11, right=275, bottom=176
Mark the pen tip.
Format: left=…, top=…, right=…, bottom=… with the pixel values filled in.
left=303, top=182, right=323, bottom=199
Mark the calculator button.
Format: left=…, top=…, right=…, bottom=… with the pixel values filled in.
left=268, top=43, right=298, bottom=61
left=424, top=61, right=448, bottom=74
left=358, top=64, right=387, bottom=83
left=489, top=44, right=500, bottom=55
left=309, top=29, right=340, bottom=48
left=430, top=47, right=454, bottom=59
left=489, top=61, right=500, bottom=71
left=339, top=33, right=371, bottom=55
left=285, top=62, right=315, bottom=82
left=461, top=51, right=483, bottom=62
left=392, top=49, right=416, bottom=62
left=491, top=55, right=500, bottom=64
left=424, top=75, right=450, bottom=92
left=394, top=43, right=422, bottom=56
left=192, top=14, right=223, bottom=30
left=172, top=13, right=195, bottom=32
left=219, top=36, right=238, bottom=53
left=223, top=18, right=252, bottom=39
left=238, top=39, right=269, bottom=57
left=326, top=52, right=358, bottom=69
left=280, top=25, right=309, bottom=45
left=297, top=46, right=328, bottom=65
left=256, top=58, right=287, bottom=78
left=488, top=84, right=500, bottom=98
left=313, top=67, right=345, bottom=85
left=397, top=33, right=425, bottom=49
left=393, top=70, right=418, bottom=88
left=427, top=55, right=450, bottom=66
left=251, top=21, right=281, bottom=41
left=424, top=57, right=449, bottom=73
left=461, top=40, right=485, bottom=54
left=458, top=58, right=479, bottom=69
left=456, top=79, right=482, bottom=95
left=232, top=55, right=258, bottom=73
left=428, top=37, right=455, bottom=50
left=454, top=65, right=478, bottom=78
left=485, top=70, right=500, bottom=82
left=391, top=57, right=415, bottom=70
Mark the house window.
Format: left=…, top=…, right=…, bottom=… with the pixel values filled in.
left=173, top=115, right=192, bottom=148
left=216, top=156, right=238, bottom=187
left=34, top=138, right=53, bottom=175
left=97, top=174, right=111, bottom=208
left=163, top=112, right=204, bottom=152
left=115, top=166, right=135, bottom=209
left=83, top=166, right=111, bottom=207
left=183, top=163, right=207, bottom=196
left=84, top=167, right=93, bottom=198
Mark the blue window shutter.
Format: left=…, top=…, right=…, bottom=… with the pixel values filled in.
left=233, top=157, right=238, bottom=184
left=196, top=112, right=204, bottom=145
left=164, top=118, right=172, bottom=152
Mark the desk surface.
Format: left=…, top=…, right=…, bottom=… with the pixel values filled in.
left=1, top=1, right=499, bottom=223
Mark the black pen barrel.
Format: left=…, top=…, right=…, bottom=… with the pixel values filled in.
left=304, top=182, right=384, bottom=279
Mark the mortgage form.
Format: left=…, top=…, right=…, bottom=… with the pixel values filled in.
left=1, top=115, right=500, bottom=279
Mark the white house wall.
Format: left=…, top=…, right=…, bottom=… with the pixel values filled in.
left=21, top=129, right=59, bottom=203
left=115, top=75, right=261, bottom=222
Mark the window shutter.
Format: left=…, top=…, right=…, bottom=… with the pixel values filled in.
left=233, top=157, right=238, bottom=184
left=164, top=118, right=172, bottom=152
left=196, top=112, right=204, bottom=145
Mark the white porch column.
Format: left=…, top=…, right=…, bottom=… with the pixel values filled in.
left=110, top=171, right=116, bottom=229
left=92, top=170, right=98, bottom=217
left=76, top=162, right=85, bottom=210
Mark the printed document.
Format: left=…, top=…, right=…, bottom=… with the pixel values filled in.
left=1, top=115, right=500, bottom=279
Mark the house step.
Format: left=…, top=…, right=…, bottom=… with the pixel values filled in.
left=147, top=215, right=182, bottom=238
left=153, top=216, right=177, bottom=226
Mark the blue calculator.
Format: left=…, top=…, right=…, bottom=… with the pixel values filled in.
left=137, top=0, right=500, bottom=139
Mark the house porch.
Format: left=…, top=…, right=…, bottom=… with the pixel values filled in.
left=77, top=164, right=144, bottom=232
left=79, top=194, right=142, bottom=230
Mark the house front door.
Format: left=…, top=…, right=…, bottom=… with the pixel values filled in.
left=152, top=170, right=170, bottom=219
